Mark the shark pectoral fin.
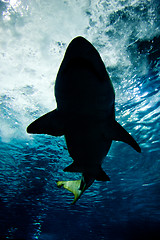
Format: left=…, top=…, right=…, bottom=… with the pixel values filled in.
left=57, top=180, right=84, bottom=204
left=27, top=109, right=65, bottom=136
left=110, top=121, right=141, bottom=153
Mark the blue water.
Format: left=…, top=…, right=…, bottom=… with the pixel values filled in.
left=0, top=0, right=160, bottom=239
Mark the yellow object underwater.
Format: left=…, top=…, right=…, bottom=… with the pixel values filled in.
left=57, top=180, right=86, bottom=204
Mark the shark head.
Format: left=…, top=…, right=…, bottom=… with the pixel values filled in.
left=55, top=36, right=115, bottom=118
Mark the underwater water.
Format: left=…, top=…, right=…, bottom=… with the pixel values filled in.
left=0, top=0, right=160, bottom=239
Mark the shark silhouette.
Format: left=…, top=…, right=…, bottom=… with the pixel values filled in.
left=27, top=36, right=141, bottom=204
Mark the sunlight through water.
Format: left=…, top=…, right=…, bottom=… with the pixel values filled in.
left=0, top=0, right=160, bottom=239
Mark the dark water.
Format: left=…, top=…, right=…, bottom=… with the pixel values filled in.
left=0, top=0, right=160, bottom=239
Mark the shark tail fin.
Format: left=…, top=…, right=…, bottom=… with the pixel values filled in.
left=111, top=121, right=141, bottom=153
left=27, top=109, right=65, bottom=136
left=57, top=180, right=84, bottom=204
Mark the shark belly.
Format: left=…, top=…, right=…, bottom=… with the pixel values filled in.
left=64, top=119, right=112, bottom=174
left=55, top=63, right=114, bottom=178
left=55, top=62, right=115, bottom=119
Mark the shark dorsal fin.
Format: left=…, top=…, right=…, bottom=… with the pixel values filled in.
left=27, top=109, right=65, bottom=136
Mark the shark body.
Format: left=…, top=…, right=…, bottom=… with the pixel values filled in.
left=27, top=36, right=141, bottom=204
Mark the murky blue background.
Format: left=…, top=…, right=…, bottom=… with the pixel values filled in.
left=0, top=0, right=160, bottom=239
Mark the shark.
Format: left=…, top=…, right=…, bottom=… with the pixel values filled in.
left=27, top=36, right=141, bottom=204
